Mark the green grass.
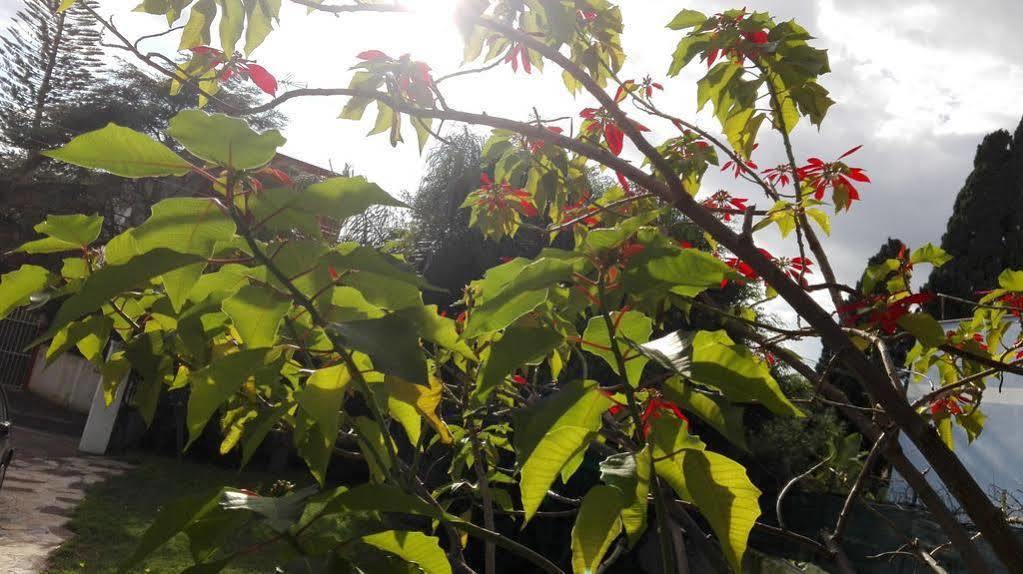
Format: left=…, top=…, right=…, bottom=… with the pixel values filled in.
left=45, top=454, right=311, bottom=574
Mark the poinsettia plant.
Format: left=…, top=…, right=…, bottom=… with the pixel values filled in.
left=3, top=2, right=1023, bottom=574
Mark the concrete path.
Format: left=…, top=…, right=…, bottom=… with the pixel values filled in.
left=0, top=426, right=133, bottom=574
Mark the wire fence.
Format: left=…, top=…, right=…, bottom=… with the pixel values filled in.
left=0, top=307, right=44, bottom=388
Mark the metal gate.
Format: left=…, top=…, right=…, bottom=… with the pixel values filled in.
left=0, top=308, right=44, bottom=388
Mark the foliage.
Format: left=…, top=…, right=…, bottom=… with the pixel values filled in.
left=5, top=2, right=1023, bottom=573
left=926, top=118, right=1023, bottom=318
left=0, top=0, right=104, bottom=154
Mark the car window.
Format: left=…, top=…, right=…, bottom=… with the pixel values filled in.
left=0, top=387, right=8, bottom=421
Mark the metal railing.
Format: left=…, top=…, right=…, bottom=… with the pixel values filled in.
left=0, top=308, right=44, bottom=388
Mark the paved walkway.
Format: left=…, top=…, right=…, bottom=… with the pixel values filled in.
left=0, top=425, right=133, bottom=573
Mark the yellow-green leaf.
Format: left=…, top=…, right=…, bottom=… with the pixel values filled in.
left=42, top=124, right=192, bottom=178
left=571, top=485, right=624, bottom=574
left=361, top=530, right=452, bottom=574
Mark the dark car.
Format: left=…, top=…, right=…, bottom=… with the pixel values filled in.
left=0, top=385, right=12, bottom=491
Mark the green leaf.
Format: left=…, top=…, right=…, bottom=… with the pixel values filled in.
left=301, top=177, right=407, bottom=221
left=684, top=451, right=761, bottom=572
left=571, top=485, right=624, bottom=574
left=222, top=284, right=290, bottom=348
left=649, top=417, right=760, bottom=572
left=582, top=311, right=652, bottom=387
left=240, top=404, right=288, bottom=468
left=186, top=349, right=270, bottom=446
left=42, top=124, right=192, bottom=178
left=121, top=489, right=223, bottom=571
left=898, top=313, right=946, bottom=349
left=46, top=315, right=113, bottom=365
left=167, top=109, right=286, bottom=170
left=43, top=250, right=203, bottom=340
left=15, top=214, right=103, bottom=254
left=217, top=0, right=244, bottom=57
left=330, top=314, right=427, bottom=385
left=399, top=304, right=476, bottom=361
left=244, top=0, right=280, bottom=55
left=219, top=486, right=316, bottom=532
left=624, top=246, right=731, bottom=298
left=998, top=269, right=1023, bottom=291
left=463, top=256, right=579, bottom=337
left=911, top=243, right=952, bottom=267
left=386, top=369, right=453, bottom=445
left=599, top=449, right=650, bottom=548
left=131, top=197, right=236, bottom=311
left=476, top=325, right=563, bottom=401
left=179, top=0, right=216, bottom=49
left=663, top=377, right=747, bottom=450
left=295, top=364, right=352, bottom=453
left=639, top=330, right=802, bottom=417
left=306, top=484, right=440, bottom=522
left=666, top=9, right=707, bottom=30
left=0, top=265, right=49, bottom=320
left=360, top=531, right=452, bottom=574
left=513, top=380, right=613, bottom=522
left=293, top=408, right=334, bottom=485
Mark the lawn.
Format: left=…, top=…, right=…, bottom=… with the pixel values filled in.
left=45, top=454, right=311, bottom=574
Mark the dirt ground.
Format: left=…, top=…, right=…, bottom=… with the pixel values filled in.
left=0, top=426, right=133, bottom=574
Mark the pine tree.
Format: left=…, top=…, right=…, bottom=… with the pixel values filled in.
left=0, top=0, right=104, bottom=157
left=926, top=117, right=1023, bottom=318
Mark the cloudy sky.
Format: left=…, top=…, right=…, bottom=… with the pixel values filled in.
left=5, top=0, right=1022, bottom=353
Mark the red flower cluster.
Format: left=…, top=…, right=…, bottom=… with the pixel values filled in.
left=615, top=76, right=664, bottom=102
left=189, top=46, right=277, bottom=95
left=580, top=107, right=649, bottom=156
left=356, top=50, right=434, bottom=104
left=702, top=190, right=748, bottom=221
left=473, top=174, right=538, bottom=217
left=558, top=193, right=600, bottom=228
left=519, top=126, right=564, bottom=154
left=838, top=292, right=935, bottom=334
left=798, top=146, right=870, bottom=209
left=504, top=43, right=533, bottom=73
left=721, top=144, right=759, bottom=178
left=762, top=163, right=796, bottom=188
left=721, top=249, right=813, bottom=287
left=641, top=398, right=688, bottom=436
left=705, top=10, right=771, bottom=67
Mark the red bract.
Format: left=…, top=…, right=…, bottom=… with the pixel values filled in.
left=357, top=50, right=390, bottom=61
left=512, top=374, right=528, bottom=385
left=259, top=166, right=293, bottom=186
left=722, top=247, right=773, bottom=287
left=472, top=174, right=538, bottom=218
left=702, top=190, right=748, bottom=221
left=777, top=256, right=813, bottom=286
left=244, top=63, right=277, bottom=96
left=839, top=292, right=936, bottom=334
left=930, top=397, right=964, bottom=417
left=504, top=43, right=532, bottom=74
left=619, top=241, right=646, bottom=261
left=188, top=46, right=278, bottom=96
left=559, top=194, right=600, bottom=228
left=580, top=107, right=648, bottom=156
left=641, top=398, right=688, bottom=436
left=524, top=127, right=564, bottom=154
left=615, top=76, right=664, bottom=102
left=798, top=146, right=870, bottom=210
left=615, top=170, right=631, bottom=193
left=577, top=9, right=598, bottom=22
left=703, top=11, right=772, bottom=67
left=762, top=164, right=795, bottom=188
left=721, top=144, right=759, bottom=178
